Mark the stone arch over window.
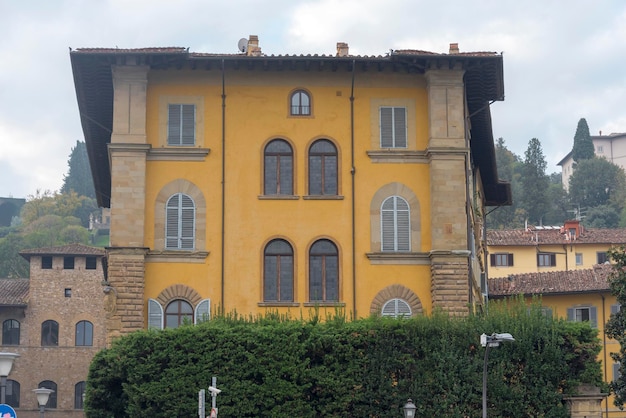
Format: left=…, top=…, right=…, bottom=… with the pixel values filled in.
left=370, top=182, right=420, bottom=252
left=155, top=284, right=203, bottom=307
left=370, top=284, right=423, bottom=316
left=155, top=179, right=206, bottom=250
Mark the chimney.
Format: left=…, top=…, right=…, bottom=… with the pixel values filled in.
left=336, top=42, right=349, bottom=57
left=449, top=43, right=459, bottom=54
left=247, top=35, right=262, bottom=56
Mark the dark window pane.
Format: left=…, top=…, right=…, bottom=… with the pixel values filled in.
left=41, top=256, right=52, bottom=269
left=64, top=256, right=75, bottom=269
left=76, top=321, right=93, bottom=346
left=279, top=256, right=294, bottom=301
left=309, top=155, right=322, bottom=195
left=41, top=320, right=59, bottom=346
left=39, top=381, right=57, bottom=408
left=6, top=379, right=19, bottom=407
left=75, top=381, right=86, bottom=409
left=2, top=319, right=20, bottom=345
left=86, top=256, right=97, bottom=270
left=165, top=300, right=193, bottom=328
left=263, top=240, right=293, bottom=302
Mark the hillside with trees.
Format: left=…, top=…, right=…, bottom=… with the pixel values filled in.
left=0, top=141, right=102, bottom=278
left=487, top=118, right=626, bottom=229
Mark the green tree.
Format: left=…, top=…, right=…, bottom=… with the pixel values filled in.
left=568, top=158, right=626, bottom=212
left=61, top=140, right=96, bottom=199
left=605, top=246, right=626, bottom=407
left=543, top=172, right=568, bottom=225
left=572, top=118, right=595, bottom=162
left=487, top=138, right=523, bottom=229
left=520, top=138, right=550, bottom=225
left=584, top=204, right=621, bottom=228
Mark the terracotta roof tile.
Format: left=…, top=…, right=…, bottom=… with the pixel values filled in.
left=487, top=227, right=626, bottom=246
left=488, top=264, right=615, bottom=297
left=19, top=244, right=105, bottom=260
left=0, top=278, right=29, bottom=305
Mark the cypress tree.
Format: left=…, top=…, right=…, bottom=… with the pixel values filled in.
left=572, top=118, right=595, bottom=162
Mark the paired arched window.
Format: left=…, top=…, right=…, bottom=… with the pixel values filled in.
left=75, top=381, right=86, bottom=409
left=165, top=193, right=196, bottom=250
left=41, top=320, right=59, bottom=346
left=381, top=196, right=410, bottom=252
left=263, top=239, right=294, bottom=302
left=382, top=298, right=412, bottom=318
left=309, top=239, right=339, bottom=302
left=2, top=319, right=20, bottom=345
left=290, top=90, right=311, bottom=116
left=75, top=320, right=93, bottom=346
left=39, top=381, right=57, bottom=408
left=308, top=139, right=338, bottom=195
left=264, top=139, right=293, bottom=195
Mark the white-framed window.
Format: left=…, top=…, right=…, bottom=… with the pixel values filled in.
left=148, top=298, right=211, bottom=329
left=575, top=253, right=583, bottom=266
left=167, top=104, right=195, bottom=146
left=165, top=193, right=195, bottom=250
left=382, top=298, right=412, bottom=318
left=490, top=253, right=513, bottom=267
left=381, top=196, right=410, bottom=252
left=380, top=107, right=407, bottom=148
left=567, top=306, right=597, bottom=328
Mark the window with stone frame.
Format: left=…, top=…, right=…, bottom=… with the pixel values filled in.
left=381, top=196, right=410, bottom=252
left=263, top=239, right=294, bottom=302
left=308, top=139, right=338, bottom=196
left=75, top=320, right=93, bottom=346
left=75, top=381, right=86, bottom=409
left=2, top=319, right=20, bottom=345
left=38, top=381, right=57, bottom=408
left=6, top=380, right=19, bottom=408
left=41, top=320, right=59, bottom=346
left=309, top=239, right=339, bottom=302
left=380, top=106, right=407, bottom=148
left=167, top=104, right=195, bottom=146
left=381, top=298, right=412, bottom=318
left=264, top=139, right=294, bottom=195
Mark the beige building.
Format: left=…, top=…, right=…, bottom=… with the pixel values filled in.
left=486, top=220, right=626, bottom=279
left=0, top=244, right=105, bottom=417
left=558, top=132, right=626, bottom=192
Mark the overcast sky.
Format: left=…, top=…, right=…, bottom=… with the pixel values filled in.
left=1, top=0, right=625, bottom=199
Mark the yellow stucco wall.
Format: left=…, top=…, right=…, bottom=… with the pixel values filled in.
left=140, top=68, right=436, bottom=319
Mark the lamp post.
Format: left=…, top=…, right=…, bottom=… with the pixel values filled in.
left=33, top=388, right=54, bottom=418
left=403, top=398, right=416, bottom=417
left=481, top=333, right=515, bottom=418
left=0, top=352, right=19, bottom=404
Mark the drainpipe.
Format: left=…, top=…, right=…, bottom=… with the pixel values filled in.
left=220, top=59, right=226, bottom=313
left=350, top=59, right=357, bottom=317
left=602, top=293, right=608, bottom=417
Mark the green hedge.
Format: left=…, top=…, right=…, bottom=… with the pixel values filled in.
left=86, top=300, right=603, bottom=417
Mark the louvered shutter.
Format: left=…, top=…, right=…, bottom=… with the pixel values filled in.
left=508, top=254, right=514, bottom=266
left=180, top=195, right=195, bottom=249
left=382, top=298, right=412, bottom=318
left=396, top=198, right=410, bottom=251
left=167, top=105, right=181, bottom=145
left=380, top=107, right=393, bottom=147
left=381, top=198, right=396, bottom=251
left=181, top=104, right=195, bottom=145
left=148, top=299, right=163, bottom=329
left=590, top=306, right=598, bottom=328
left=567, top=308, right=574, bottom=321
left=195, top=299, right=210, bottom=324
left=394, top=107, right=407, bottom=147
left=490, top=254, right=496, bottom=266
left=165, top=194, right=180, bottom=249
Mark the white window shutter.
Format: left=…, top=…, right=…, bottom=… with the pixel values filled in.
left=395, top=197, right=410, bottom=251
left=195, top=299, right=211, bottom=324
left=382, top=298, right=412, bottom=318
left=381, top=198, right=395, bottom=251
left=148, top=299, right=163, bottom=330
left=181, top=104, right=195, bottom=145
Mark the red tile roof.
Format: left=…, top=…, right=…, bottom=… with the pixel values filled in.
left=488, top=264, right=615, bottom=297
left=20, top=244, right=105, bottom=260
left=0, top=278, right=29, bottom=306
left=487, top=227, right=626, bottom=246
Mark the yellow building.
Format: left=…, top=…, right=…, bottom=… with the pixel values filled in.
left=489, top=265, right=623, bottom=416
left=70, top=37, right=510, bottom=341
left=487, top=220, right=626, bottom=278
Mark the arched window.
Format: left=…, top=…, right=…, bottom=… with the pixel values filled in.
left=38, top=381, right=57, bottom=408
left=6, top=380, right=19, bottom=407
left=165, top=299, right=193, bottom=329
left=309, top=239, right=339, bottom=302
left=165, top=193, right=195, bottom=250
left=381, top=298, right=412, bottom=318
left=381, top=196, right=410, bottom=252
left=263, top=239, right=294, bottom=302
left=2, top=319, right=20, bottom=345
left=75, top=321, right=93, bottom=346
left=264, top=140, right=293, bottom=195
left=308, top=139, right=338, bottom=195
left=41, top=320, right=59, bottom=346
left=290, top=90, right=311, bottom=116
left=75, top=381, right=86, bottom=409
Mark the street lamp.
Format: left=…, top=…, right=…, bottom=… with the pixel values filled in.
left=403, top=398, right=416, bottom=417
left=33, top=388, right=54, bottom=418
left=481, top=333, right=515, bottom=418
left=0, top=352, right=19, bottom=404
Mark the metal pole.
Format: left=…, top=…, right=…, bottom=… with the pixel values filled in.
left=482, top=344, right=491, bottom=418
left=212, top=376, right=217, bottom=411
left=39, top=403, right=45, bottom=418
left=1, top=375, right=6, bottom=404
